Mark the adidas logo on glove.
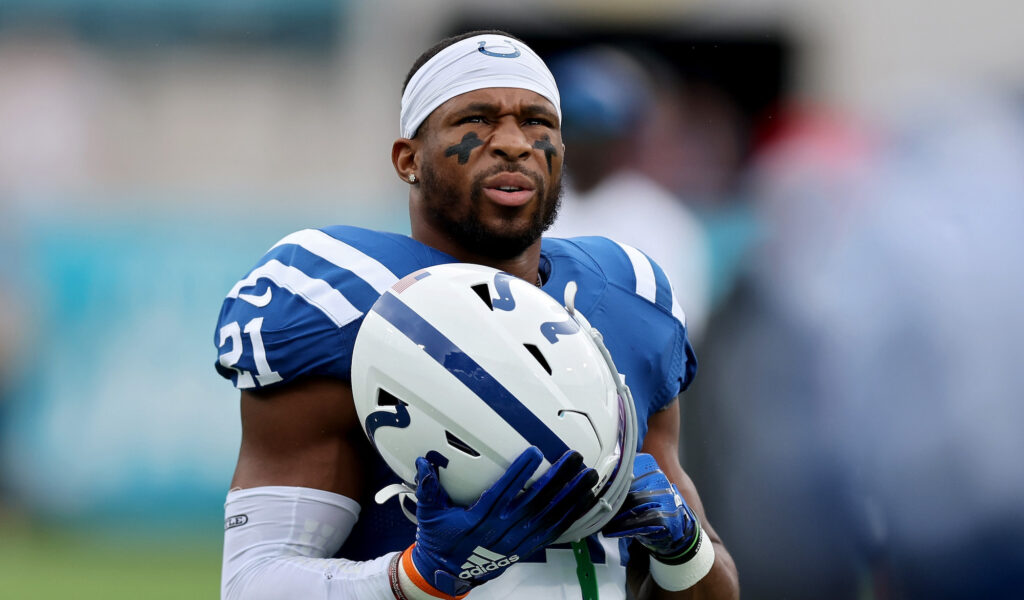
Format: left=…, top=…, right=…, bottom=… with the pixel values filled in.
left=459, top=546, right=520, bottom=579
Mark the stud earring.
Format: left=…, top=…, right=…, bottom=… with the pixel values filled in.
left=408, top=174, right=417, bottom=183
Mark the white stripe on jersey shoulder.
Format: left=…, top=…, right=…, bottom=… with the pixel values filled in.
left=670, top=285, right=688, bottom=327
left=614, top=241, right=658, bottom=303
left=271, top=229, right=399, bottom=294
left=613, top=240, right=687, bottom=327
left=227, top=259, right=361, bottom=328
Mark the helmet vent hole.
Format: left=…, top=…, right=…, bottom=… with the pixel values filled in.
left=445, top=431, right=481, bottom=457
left=471, top=284, right=493, bottom=310
left=376, top=389, right=404, bottom=407
left=523, top=344, right=552, bottom=375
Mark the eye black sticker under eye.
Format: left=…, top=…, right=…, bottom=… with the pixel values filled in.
left=533, top=135, right=558, bottom=173
left=445, top=132, right=484, bottom=165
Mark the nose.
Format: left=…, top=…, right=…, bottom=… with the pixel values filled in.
left=489, top=117, right=532, bottom=162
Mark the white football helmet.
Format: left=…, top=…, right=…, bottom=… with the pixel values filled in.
left=350, top=262, right=638, bottom=543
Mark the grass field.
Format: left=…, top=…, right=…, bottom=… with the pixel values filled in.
left=0, top=523, right=222, bottom=599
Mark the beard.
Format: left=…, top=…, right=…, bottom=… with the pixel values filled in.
left=418, top=163, right=563, bottom=260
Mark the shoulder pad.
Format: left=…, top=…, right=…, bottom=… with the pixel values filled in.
left=214, top=227, right=410, bottom=389
left=544, top=236, right=697, bottom=420
left=552, top=236, right=687, bottom=327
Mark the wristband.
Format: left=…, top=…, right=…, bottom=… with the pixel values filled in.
left=649, top=528, right=716, bottom=591
left=398, top=545, right=469, bottom=600
left=389, top=552, right=409, bottom=600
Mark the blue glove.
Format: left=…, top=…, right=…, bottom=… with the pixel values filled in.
left=407, top=447, right=599, bottom=597
left=602, top=453, right=702, bottom=563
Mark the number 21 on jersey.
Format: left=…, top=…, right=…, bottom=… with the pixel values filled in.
left=218, top=317, right=282, bottom=388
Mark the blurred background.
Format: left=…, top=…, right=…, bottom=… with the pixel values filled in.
left=2, top=0, right=1023, bottom=598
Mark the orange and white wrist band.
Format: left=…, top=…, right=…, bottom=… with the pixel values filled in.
left=392, top=545, right=469, bottom=600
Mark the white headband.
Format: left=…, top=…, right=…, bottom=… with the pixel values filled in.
left=400, top=34, right=561, bottom=139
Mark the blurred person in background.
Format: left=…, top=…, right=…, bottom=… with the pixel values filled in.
left=546, top=47, right=712, bottom=342
left=634, top=79, right=753, bottom=322
left=686, top=90, right=1024, bottom=599
left=214, top=30, right=738, bottom=600
left=816, top=89, right=1024, bottom=599
left=682, top=106, right=876, bottom=599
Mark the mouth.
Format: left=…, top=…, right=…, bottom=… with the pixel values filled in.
left=482, top=172, right=537, bottom=207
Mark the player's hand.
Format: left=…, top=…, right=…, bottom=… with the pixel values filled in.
left=404, top=447, right=598, bottom=598
left=602, top=453, right=701, bottom=561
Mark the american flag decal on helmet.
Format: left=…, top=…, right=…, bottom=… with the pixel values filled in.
left=392, top=270, right=432, bottom=294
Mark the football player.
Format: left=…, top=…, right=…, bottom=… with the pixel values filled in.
left=215, top=30, right=739, bottom=600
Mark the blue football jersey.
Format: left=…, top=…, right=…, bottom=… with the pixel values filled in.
left=214, top=225, right=696, bottom=561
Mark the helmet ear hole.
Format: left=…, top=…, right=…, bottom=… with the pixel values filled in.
left=471, top=283, right=494, bottom=310
left=377, top=388, right=404, bottom=407
left=445, top=431, right=481, bottom=457
left=523, top=343, right=552, bottom=375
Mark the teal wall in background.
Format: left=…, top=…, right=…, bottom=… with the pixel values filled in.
left=0, top=200, right=406, bottom=530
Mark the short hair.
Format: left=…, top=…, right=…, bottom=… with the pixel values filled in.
left=401, top=29, right=525, bottom=137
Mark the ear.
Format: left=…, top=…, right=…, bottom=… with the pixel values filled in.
left=392, top=138, right=419, bottom=183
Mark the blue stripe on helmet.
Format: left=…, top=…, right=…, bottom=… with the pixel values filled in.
left=371, top=291, right=570, bottom=464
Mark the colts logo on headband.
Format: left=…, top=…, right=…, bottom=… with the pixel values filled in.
left=478, top=40, right=521, bottom=59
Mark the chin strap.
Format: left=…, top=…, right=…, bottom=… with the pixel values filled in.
left=376, top=483, right=418, bottom=523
